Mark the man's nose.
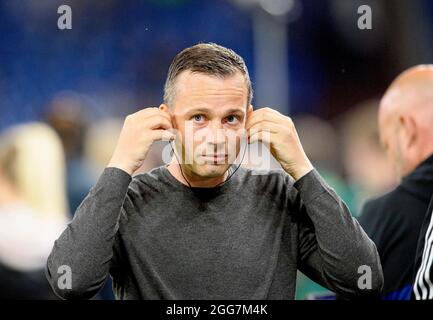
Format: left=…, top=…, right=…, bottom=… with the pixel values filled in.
left=207, top=121, right=226, bottom=145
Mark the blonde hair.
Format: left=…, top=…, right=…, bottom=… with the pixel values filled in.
left=0, top=122, right=69, bottom=219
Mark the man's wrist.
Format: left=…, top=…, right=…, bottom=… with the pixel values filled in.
left=291, top=164, right=314, bottom=181
left=107, top=158, right=134, bottom=176
left=283, top=158, right=314, bottom=181
left=94, top=166, right=133, bottom=200
left=293, top=169, right=329, bottom=204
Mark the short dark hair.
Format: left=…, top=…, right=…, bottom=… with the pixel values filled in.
left=163, top=42, right=253, bottom=106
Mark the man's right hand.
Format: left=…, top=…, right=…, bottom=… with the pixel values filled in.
left=107, top=107, right=176, bottom=175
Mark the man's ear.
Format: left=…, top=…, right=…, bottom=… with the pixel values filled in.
left=159, top=103, right=176, bottom=128
left=399, top=115, right=417, bottom=149
left=247, top=104, right=254, bottom=118
left=159, top=103, right=170, bottom=113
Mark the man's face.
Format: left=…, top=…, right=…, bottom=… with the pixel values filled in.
left=169, top=71, right=250, bottom=179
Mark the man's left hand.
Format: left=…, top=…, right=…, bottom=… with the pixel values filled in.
left=246, top=107, right=314, bottom=181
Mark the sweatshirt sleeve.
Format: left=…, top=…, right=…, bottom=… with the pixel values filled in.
left=45, top=167, right=132, bottom=300
left=292, top=169, right=384, bottom=298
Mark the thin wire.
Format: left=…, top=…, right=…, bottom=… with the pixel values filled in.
left=169, top=135, right=248, bottom=189
left=169, top=140, right=192, bottom=188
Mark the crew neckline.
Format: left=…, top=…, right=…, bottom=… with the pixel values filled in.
left=160, top=164, right=239, bottom=194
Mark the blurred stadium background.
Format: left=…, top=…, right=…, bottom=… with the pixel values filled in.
left=0, top=0, right=432, bottom=299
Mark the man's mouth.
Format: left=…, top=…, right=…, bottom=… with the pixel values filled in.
left=201, top=154, right=228, bottom=162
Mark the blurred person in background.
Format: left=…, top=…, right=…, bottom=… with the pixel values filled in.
left=0, top=123, right=68, bottom=299
left=45, top=93, right=94, bottom=215
left=359, top=65, right=433, bottom=300
left=339, top=100, right=396, bottom=215
left=411, top=68, right=433, bottom=300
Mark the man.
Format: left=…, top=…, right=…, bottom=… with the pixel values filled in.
left=359, top=65, right=433, bottom=299
left=46, top=43, right=382, bottom=299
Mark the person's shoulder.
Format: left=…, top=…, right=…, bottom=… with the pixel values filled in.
left=361, top=185, right=420, bottom=222
left=362, top=187, right=402, bottom=214
left=363, top=189, right=396, bottom=211
left=127, top=166, right=167, bottom=195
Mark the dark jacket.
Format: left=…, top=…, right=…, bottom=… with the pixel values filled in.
left=359, top=154, right=433, bottom=300
left=412, top=193, right=433, bottom=299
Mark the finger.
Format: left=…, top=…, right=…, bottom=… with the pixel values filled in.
left=149, top=129, right=176, bottom=142
left=248, top=130, right=274, bottom=145
left=132, top=108, right=173, bottom=126
left=245, top=108, right=284, bottom=130
left=146, top=109, right=173, bottom=124
left=248, top=122, right=284, bottom=136
left=133, top=107, right=160, bottom=118
left=144, top=115, right=174, bottom=130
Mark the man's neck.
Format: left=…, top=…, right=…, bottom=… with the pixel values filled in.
left=167, top=160, right=229, bottom=188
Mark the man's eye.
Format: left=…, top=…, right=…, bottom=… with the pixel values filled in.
left=192, top=114, right=205, bottom=122
left=225, top=115, right=240, bottom=124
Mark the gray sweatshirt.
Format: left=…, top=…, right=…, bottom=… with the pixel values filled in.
left=46, top=165, right=383, bottom=299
